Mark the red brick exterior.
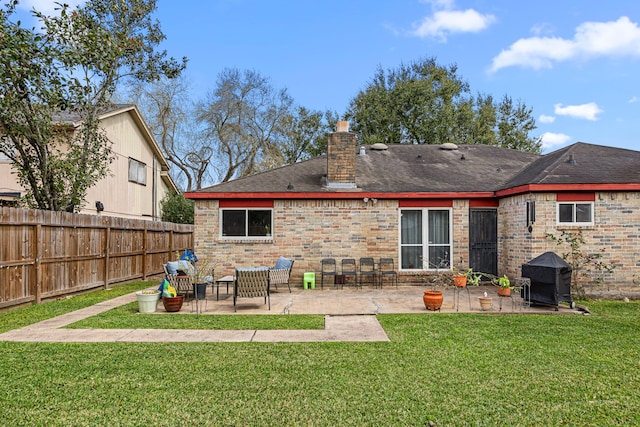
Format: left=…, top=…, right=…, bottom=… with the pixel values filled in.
left=194, top=191, right=640, bottom=296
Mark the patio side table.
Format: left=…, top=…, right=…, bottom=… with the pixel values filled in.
left=215, top=275, right=234, bottom=301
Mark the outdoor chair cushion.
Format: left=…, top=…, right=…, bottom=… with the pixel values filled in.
left=274, top=256, right=293, bottom=271
left=166, top=260, right=195, bottom=276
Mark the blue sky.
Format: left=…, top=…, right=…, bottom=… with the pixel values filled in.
left=17, top=0, right=640, bottom=153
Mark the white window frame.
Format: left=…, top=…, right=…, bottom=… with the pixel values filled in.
left=556, top=202, right=594, bottom=226
left=399, top=208, right=452, bottom=271
left=128, top=158, right=147, bottom=185
left=220, top=208, right=274, bottom=240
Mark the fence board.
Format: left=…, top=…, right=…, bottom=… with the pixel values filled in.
left=0, top=207, right=193, bottom=308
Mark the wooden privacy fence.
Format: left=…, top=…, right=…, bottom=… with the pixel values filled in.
left=0, top=207, right=194, bottom=309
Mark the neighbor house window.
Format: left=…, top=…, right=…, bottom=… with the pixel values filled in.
left=221, top=209, right=273, bottom=239
left=400, top=209, right=451, bottom=270
left=557, top=202, right=593, bottom=225
left=128, top=158, right=146, bottom=185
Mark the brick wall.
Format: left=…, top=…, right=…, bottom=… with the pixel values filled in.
left=194, top=192, right=640, bottom=295
left=500, top=192, right=640, bottom=296
left=326, top=131, right=356, bottom=186
left=194, top=198, right=400, bottom=287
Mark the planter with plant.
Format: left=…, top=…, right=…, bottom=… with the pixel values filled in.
left=496, top=275, right=512, bottom=297
left=191, top=259, right=214, bottom=300
left=478, top=291, right=492, bottom=311
left=136, top=289, right=160, bottom=313
left=159, top=279, right=184, bottom=312
left=422, top=267, right=450, bottom=311
left=453, top=269, right=469, bottom=287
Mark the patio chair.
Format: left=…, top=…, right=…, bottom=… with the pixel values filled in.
left=341, top=258, right=358, bottom=288
left=269, top=256, right=294, bottom=292
left=163, top=263, right=193, bottom=299
left=378, top=258, right=398, bottom=288
left=320, top=258, right=337, bottom=289
left=359, top=257, right=377, bottom=287
left=234, top=267, right=270, bottom=312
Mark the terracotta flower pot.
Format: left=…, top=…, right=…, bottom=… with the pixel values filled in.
left=162, top=295, right=184, bottom=312
left=423, top=290, right=444, bottom=311
left=479, top=297, right=492, bottom=311
left=498, top=287, right=511, bottom=297
left=453, top=274, right=467, bottom=287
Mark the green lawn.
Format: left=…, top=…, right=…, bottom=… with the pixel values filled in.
left=1, top=281, right=639, bottom=426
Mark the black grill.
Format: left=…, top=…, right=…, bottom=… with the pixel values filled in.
left=521, top=252, right=573, bottom=308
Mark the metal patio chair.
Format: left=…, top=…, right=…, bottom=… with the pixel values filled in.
left=378, top=258, right=398, bottom=288
left=320, top=258, right=337, bottom=289
left=359, top=257, right=377, bottom=287
left=341, top=258, right=358, bottom=288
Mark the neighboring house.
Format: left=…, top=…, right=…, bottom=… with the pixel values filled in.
left=0, top=104, right=178, bottom=220
left=186, top=122, right=640, bottom=295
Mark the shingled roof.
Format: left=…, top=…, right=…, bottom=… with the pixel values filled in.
left=500, top=142, right=640, bottom=188
left=191, top=141, right=640, bottom=197
left=194, top=143, right=540, bottom=194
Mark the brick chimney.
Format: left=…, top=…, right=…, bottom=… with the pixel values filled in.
left=326, top=121, right=357, bottom=188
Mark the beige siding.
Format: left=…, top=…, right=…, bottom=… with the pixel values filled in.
left=81, top=112, right=159, bottom=219
left=0, top=106, right=176, bottom=221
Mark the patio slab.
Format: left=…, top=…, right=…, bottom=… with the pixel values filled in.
left=0, top=285, right=575, bottom=344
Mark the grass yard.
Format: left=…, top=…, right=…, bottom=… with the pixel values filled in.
left=1, top=281, right=639, bottom=426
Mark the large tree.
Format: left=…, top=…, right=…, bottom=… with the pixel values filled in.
left=195, top=68, right=293, bottom=182
left=0, top=0, right=186, bottom=211
left=346, top=57, right=541, bottom=153
left=126, top=76, right=213, bottom=192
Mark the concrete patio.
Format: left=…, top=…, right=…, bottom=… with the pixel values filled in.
left=0, top=284, right=576, bottom=344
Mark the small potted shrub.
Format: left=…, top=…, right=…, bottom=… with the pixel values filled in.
left=496, top=275, right=512, bottom=297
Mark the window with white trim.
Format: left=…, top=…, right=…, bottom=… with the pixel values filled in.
left=557, top=202, right=593, bottom=225
left=400, top=208, right=451, bottom=270
left=128, top=158, right=146, bottom=185
left=221, top=209, right=273, bottom=238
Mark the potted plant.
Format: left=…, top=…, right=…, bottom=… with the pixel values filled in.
left=496, top=274, right=512, bottom=297
left=478, top=291, right=492, bottom=311
left=136, top=289, right=160, bottom=313
left=159, top=280, right=184, bottom=312
left=191, top=260, right=214, bottom=300
left=422, top=268, right=450, bottom=311
left=162, top=294, right=184, bottom=312
left=453, top=268, right=470, bottom=287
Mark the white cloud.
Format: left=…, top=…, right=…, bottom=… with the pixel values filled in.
left=539, top=114, right=556, bottom=124
left=411, top=1, right=496, bottom=41
left=554, top=102, right=603, bottom=121
left=629, top=96, right=638, bottom=103
left=17, top=0, right=85, bottom=15
left=540, top=132, right=572, bottom=150
left=490, top=16, right=640, bottom=72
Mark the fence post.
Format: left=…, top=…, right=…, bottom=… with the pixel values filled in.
left=35, top=223, right=42, bottom=304
left=104, top=226, right=111, bottom=289
left=142, top=223, right=148, bottom=280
